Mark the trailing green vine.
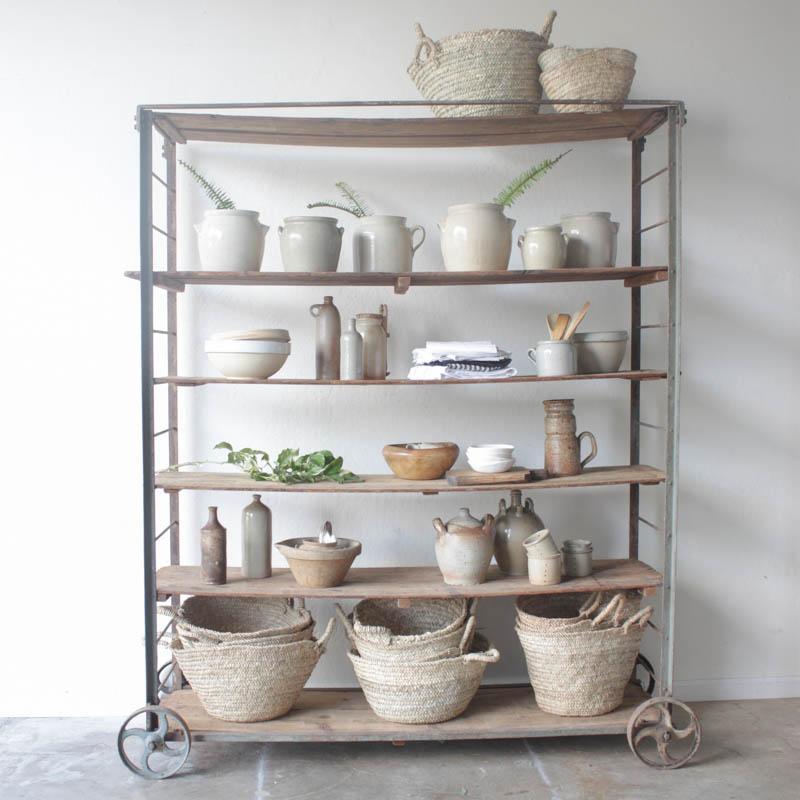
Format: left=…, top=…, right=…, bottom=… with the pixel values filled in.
left=179, top=160, right=236, bottom=209
left=308, top=181, right=373, bottom=217
left=493, top=150, right=571, bottom=207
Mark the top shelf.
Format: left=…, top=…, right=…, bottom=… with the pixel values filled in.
left=150, top=107, right=669, bottom=148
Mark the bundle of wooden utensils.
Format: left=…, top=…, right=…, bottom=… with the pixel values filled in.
left=527, top=301, right=591, bottom=377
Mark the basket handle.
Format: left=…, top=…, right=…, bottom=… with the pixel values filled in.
left=590, top=593, right=626, bottom=627
left=458, top=615, right=477, bottom=654
left=410, top=22, right=439, bottom=69
left=315, top=617, right=337, bottom=653
left=464, top=647, right=500, bottom=664
left=539, top=10, right=557, bottom=43
left=622, top=606, right=653, bottom=633
left=578, top=591, right=602, bottom=618
left=467, top=597, right=480, bottom=616
left=157, top=605, right=183, bottom=621
left=333, top=603, right=356, bottom=644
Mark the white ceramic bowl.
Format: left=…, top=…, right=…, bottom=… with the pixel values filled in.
left=468, top=457, right=515, bottom=474
left=467, top=444, right=515, bottom=460
left=572, top=331, right=628, bottom=374
left=209, top=328, right=290, bottom=342
left=205, top=339, right=291, bottom=355
left=205, top=339, right=291, bottom=379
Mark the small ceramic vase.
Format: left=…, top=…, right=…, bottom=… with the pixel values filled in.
left=194, top=209, right=268, bottom=272
left=278, top=216, right=343, bottom=273
left=433, top=508, right=495, bottom=586
left=201, top=506, right=227, bottom=585
left=241, top=494, right=272, bottom=579
left=439, top=203, right=515, bottom=271
left=341, top=318, right=364, bottom=380
left=517, top=225, right=568, bottom=269
left=543, top=399, right=598, bottom=477
left=356, top=305, right=389, bottom=380
left=353, top=215, right=425, bottom=273
left=309, top=296, right=341, bottom=379
left=528, top=553, right=562, bottom=586
left=494, top=490, right=546, bottom=576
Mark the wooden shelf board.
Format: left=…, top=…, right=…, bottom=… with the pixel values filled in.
left=152, top=108, right=668, bottom=148
left=161, top=685, right=651, bottom=742
left=124, top=266, right=668, bottom=292
left=155, top=464, right=665, bottom=494
left=154, top=370, right=666, bottom=387
left=156, top=560, right=661, bottom=600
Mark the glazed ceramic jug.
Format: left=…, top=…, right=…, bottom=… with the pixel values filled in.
left=355, top=305, right=389, bottom=379
left=433, top=508, right=495, bottom=586
left=309, top=296, right=341, bottom=379
left=439, top=203, right=515, bottom=271
left=543, top=399, right=598, bottom=477
left=494, top=490, right=546, bottom=576
left=560, top=212, right=620, bottom=268
left=241, top=494, right=272, bottom=579
left=353, top=215, right=425, bottom=273
left=278, top=216, right=343, bottom=273
left=201, top=506, right=227, bottom=585
left=517, top=224, right=568, bottom=269
left=195, top=209, right=268, bottom=272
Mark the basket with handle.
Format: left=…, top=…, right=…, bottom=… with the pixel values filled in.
left=347, top=622, right=499, bottom=724
left=515, top=593, right=652, bottom=716
left=170, top=618, right=335, bottom=722
left=351, top=597, right=473, bottom=642
left=407, top=11, right=557, bottom=118
left=516, top=590, right=642, bottom=632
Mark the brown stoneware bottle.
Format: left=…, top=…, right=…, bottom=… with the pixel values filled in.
left=201, top=506, right=227, bottom=584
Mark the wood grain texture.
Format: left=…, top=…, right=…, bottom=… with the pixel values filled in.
left=125, top=266, right=668, bottom=292
left=155, top=464, right=665, bottom=494
left=153, top=370, right=667, bottom=387
left=156, top=560, right=662, bottom=599
left=152, top=108, right=667, bottom=148
left=446, top=468, right=534, bottom=486
left=161, top=685, right=651, bottom=742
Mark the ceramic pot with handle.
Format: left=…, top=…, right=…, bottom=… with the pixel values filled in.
left=527, top=340, right=576, bottom=376
left=278, top=216, right=343, bottom=273
left=517, top=224, right=568, bottom=269
left=433, top=508, right=495, bottom=586
left=439, top=203, right=515, bottom=271
left=494, top=490, right=546, bottom=576
left=356, top=305, right=389, bottom=379
left=543, top=398, right=598, bottom=477
left=353, top=215, right=425, bottom=273
left=561, top=212, right=620, bottom=268
left=195, top=209, right=268, bottom=272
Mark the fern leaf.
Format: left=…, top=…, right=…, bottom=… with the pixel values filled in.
left=306, top=200, right=364, bottom=217
left=179, top=160, right=236, bottom=210
left=335, top=181, right=372, bottom=217
left=493, top=149, right=572, bottom=208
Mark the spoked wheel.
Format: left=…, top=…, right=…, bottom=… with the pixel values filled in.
left=627, top=696, right=701, bottom=769
left=118, top=705, right=191, bottom=779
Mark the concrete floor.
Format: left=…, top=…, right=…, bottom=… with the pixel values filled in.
left=1, top=699, right=797, bottom=800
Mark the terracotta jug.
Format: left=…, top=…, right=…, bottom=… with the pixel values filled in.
left=494, top=490, right=546, bottom=576
left=432, top=508, right=495, bottom=586
left=201, top=506, right=227, bottom=585
left=543, top=398, right=598, bottom=477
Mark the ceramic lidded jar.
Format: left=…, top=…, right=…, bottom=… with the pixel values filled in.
left=353, top=215, right=426, bottom=273
left=560, top=212, right=620, bottom=268
left=194, top=210, right=268, bottom=272
left=517, top=224, right=568, bottom=269
left=433, top=508, right=495, bottom=586
left=493, top=490, right=546, bottom=576
left=278, top=216, right=343, bottom=273
left=439, top=203, right=515, bottom=271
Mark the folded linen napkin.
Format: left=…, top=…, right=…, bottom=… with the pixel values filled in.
left=408, top=365, right=518, bottom=381
left=413, top=346, right=510, bottom=365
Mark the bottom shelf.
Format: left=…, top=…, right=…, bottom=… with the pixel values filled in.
left=162, top=685, right=649, bottom=742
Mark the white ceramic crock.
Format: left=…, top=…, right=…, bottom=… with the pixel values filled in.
left=194, top=209, right=268, bottom=272
left=278, top=216, right=343, bottom=273
left=439, top=203, right=515, bottom=271
left=517, top=224, right=568, bottom=269
left=560, top=212, right=620, bottom=268
left=353, top=215, right=425, bottom=273
left=527, top=340, right=577, bottom=376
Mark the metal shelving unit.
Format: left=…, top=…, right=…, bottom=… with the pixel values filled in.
left=119, top=99, right=699, bottom=779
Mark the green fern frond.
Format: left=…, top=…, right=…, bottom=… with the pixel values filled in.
left=179, top=160, right=236, bottom=210
left=306, top=200, right=365, bottom=217
left=335, top=182, right=372, bottom=216
left=493, top=149, right=572, bottom=208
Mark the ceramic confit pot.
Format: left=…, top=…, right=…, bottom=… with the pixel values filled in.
left=439, top=203, right=515, bottom=271
left=433, top=508, right=495, bottom=586
left=195, top=209, right=268, bottom=272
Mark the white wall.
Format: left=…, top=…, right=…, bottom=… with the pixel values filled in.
left=1, top=0, right=797, bottom=716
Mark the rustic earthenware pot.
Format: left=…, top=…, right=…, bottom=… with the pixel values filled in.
left=560, top=212, right=620, bottom=268
left=278, top=215, right=343, bottom=273
left=194, top=209, right=268, bottom=272
left=439, top=203, right=515, bottom=271
left=201, top=506, right=227, bottom=585
left=543, top=399, right=598, bottom=477
left=494, top=490, right=546, bottom=576
left=353, top=215, right=425, bottom=273
left=517, top=224, right=568, bottom=269
left=383, top=442, right=459, bottom=480
left=276, top=535, right=361, bottom=588
left=433, top=508, right=495, bottom=586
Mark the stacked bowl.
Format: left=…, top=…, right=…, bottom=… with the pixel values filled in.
left=467, top=444, right=515, bottom=473
left=205, top=328, right=291, bottom=379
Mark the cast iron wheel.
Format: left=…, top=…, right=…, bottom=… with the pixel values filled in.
left=627, top=696, right=701, bottom=769
left=117, top=705, right=190, bottom=779
left=634, top=654, right=656, bottom=696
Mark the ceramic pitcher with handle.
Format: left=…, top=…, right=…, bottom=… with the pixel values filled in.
left=543, top=398, right=598, bottom=477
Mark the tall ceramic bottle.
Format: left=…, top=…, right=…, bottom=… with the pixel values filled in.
left=493, top=490, right=546, bottom=575
left=241, top=494, right=272, bottom=579
left=341, top=318, right=364, bottom=380
left=356, top=304, right=389, bottom=380
left=201, top=506, right=227, bottom=585
left=309, top=295, right=341, bottom=379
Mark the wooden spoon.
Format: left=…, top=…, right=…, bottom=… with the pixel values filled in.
left=546, top=313, right=559, bottom=338
left=563, top=301, right=591, bottom=340
left=551, top=313, right=571, bottom=341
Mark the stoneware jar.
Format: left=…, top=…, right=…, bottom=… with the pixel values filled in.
left=562, top=538, right=593, bottom=578
left=527, top=340, right=577, bottom=377
left=528, top=553, right=563, bottom=586
left=356, top=305, right=389, bottom=380
left=433, top=508, right=496, bottom=586
left=517, top=225, right=568, bottom=269
left=494, top=490, right=546, bottom=576
left=341, top=318, right=364, bottom=380
left=201, top=506, right=227, bottom=585
left=561, top=212, right=620, bottom=268
left=278, top=216, right=343, bottom=273
left=309, top=296, right=341, bottom=380
left=353, top=215, right=425, bottom=273
left=241, top=494, right=272, bottom=579
left=522, top=528, right=560, bottom=560
left=439, top=203, right=515, bottom=271
left=194, top=209, right=268, bottom=272
left=543, top=399, right=598, bottom=477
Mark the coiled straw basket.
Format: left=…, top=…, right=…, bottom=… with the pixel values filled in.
left=407, top=11, right=557, bottom=118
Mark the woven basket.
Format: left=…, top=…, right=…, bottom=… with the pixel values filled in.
left=172, top=618, right=335, bottom=722
left=516, top=595, right=652, bottom=716
left=159, top=596, right=312, bottom=645
left=337, top=604, right=476, bottom=663
left=407, top=11, right=557, bottom=118
left=352, top=597, right=471, bottom=641
left=539, top=46, right=636, bottom=74
left=516, top=590, right=642, bottom=632
left=540, top=49, right=636, bottom=114
left=349, top=631, right=499, bottom=724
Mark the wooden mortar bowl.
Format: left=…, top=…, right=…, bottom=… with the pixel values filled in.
left=382, top=442, right=460, bottom=480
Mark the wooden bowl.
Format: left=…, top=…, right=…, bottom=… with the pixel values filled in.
left=382, top=442, right=460, bottom=481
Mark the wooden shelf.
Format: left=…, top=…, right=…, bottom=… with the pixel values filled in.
left=125, top=266, right=668, bottom=293
left=151, top=107, right=668, bottom=148
left=156, top=464, right=665, bottom=494
left=157, top=560, right=661, bottom=600
left=161, top=684, right=651, bottom=742
left=155, top=369, right=666, bottom=387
